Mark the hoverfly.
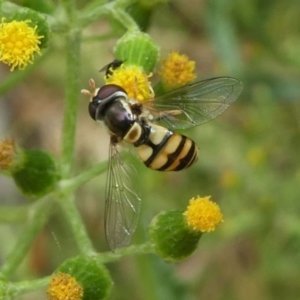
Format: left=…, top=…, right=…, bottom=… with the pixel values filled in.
left=82, top=64, right=243, bottom=251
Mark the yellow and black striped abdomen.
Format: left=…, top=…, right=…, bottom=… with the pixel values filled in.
left=136, top=124, right=198, bottom=171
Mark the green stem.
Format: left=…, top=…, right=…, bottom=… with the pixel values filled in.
left=58, top=21, right=96, bottom=254
left=79, top=4, right=111, bottom=27
left=83, top=31, right=119, bottom=42
left=112, top=8, right=139, bottom=31
left=96, top=242, right=154, bottom=263
left=58, top=194, right=94, bottom=255
left=8, top=276, right=50, bottom=298
left=60, top=29, right=81, bottom=178
left=61, top=0, right=76, bottom=16
left=79, top=0, right=137, bottom=28
left=59, top=161, right=108, bottom=192
left=0, top=197, right=53, bottom=279
left=135, top=255, right=159, bottom=300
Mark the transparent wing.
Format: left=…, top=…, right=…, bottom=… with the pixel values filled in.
left=144, top=77, right=243, bottom=129
left=105, top=138, right=141, bottom=251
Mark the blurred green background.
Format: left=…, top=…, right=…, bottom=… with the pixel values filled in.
left=1, top=0, right=300, bottom=299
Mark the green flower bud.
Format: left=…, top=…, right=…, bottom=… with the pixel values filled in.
left=21, top=0, right=55, bottom=15
left=55, top=255, right=113, bottom=300
left=149, top=211, right=202, bottom=263
left=11, top=148, right=59, bottom=199
left=114, top=31, right=160, bottom=73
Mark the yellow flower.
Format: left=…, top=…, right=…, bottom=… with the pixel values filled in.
left=0, top=18, right=43, bottom=71
left=0, top=138, right=16, bottom=170
left=158, top=51, right=196, bottom=88
left=183, top=195, right=223, bottom=232
left=47, top=272, right=83, bottom=300
left=104, top=64, right=154, bottom=102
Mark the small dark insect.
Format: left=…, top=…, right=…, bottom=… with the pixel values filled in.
left=82, top=62, right=243, bottom=251
left=99, top=59, right=124, bottom=78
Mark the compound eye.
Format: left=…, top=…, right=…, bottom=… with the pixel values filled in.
left=96, top=84, right=127, bottom=100
left=88, top=102, right=97, bottom=120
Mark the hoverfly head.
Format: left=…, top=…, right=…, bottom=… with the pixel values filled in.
left=89, top=84, right=128, bottom=121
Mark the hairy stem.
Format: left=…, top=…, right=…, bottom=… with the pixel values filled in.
left=59, top=161, right=108, bottom=192
left=0, top=197, right=53, bottom=279
left=60, top=29, right=81, bottom=178
left=58, top=193, right=95, bottom=255
left=8, top=276, right=51, bottom=298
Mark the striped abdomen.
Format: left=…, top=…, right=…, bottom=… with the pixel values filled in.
left=135, top=124, right=198, bottom=171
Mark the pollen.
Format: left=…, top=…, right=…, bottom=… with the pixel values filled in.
left=0, top=138, right=16, bottom=170
left=159, top=51, right=196, bottom=88
left=104, top=64, right=154, bottom=102
left=0, top=18, right=43, bottom=71
left=47, top=272, right=83, bottom=300
left=183, top=196, right=223, bottom=232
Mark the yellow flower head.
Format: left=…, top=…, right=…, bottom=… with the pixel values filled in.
left=159, top=51, right=196, bottom=88
left=0, top=18, right=43, bottom=71
left=104, top=64, right=154, bottom=102
left=0, top=138, right=16, bottom=170
left=183, top=195, right=223, bottom=232
left=47, top=272, right=83, bottom=300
